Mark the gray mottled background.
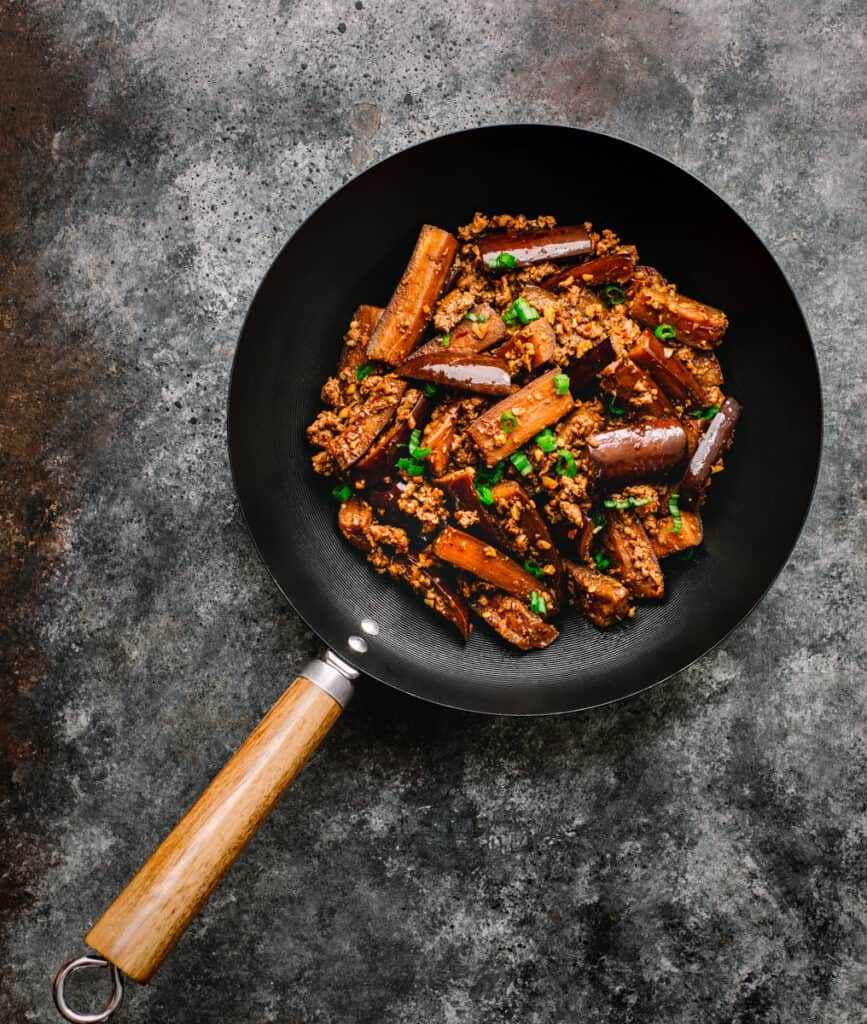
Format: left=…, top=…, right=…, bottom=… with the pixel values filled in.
left=1, top=1, right=865, bottom=1022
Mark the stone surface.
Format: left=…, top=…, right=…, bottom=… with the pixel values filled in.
left=1, top=1, right=864, bottom=1022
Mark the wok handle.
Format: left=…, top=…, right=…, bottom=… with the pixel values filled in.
left=80, top=653, right=356, bottom=990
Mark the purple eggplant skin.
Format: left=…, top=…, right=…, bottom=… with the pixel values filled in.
left=396, top=352, right=512, bottom=397
left=542, top=253, right=636, bottom=290
left=563, top=337, right=617, bottom=394
left=680, top=397, right=742, bottom=506
left=435, top=468, right=508, bottom=548
left=352, top=393, right=433, bottom=486
left=477, top=225, right=592, bottom=269
left=587, top=419, right=689, bottom=485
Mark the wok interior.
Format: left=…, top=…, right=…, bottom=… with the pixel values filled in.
left=229, top=126, right=821, bottom=715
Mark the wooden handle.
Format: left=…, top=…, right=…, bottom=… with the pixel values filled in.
left=85, top=675, right=342, bottom=983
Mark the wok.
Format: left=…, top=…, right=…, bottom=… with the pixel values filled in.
left=53, top=125, right=822, bottom=1022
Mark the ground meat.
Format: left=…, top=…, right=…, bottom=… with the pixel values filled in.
left=433, top=287, right=476, bottom=331
left=394, top=480, right=449, bottom=533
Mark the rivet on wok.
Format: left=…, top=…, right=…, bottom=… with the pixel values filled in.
left=360, top=618, right=380, bottom=636
left=348, top=635, right=368, bottom=653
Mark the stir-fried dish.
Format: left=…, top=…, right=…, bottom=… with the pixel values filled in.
left=307, top=213, right=741, bottom=651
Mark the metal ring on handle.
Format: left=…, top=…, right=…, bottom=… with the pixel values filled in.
left=53, top=955, right=124, bottom=1023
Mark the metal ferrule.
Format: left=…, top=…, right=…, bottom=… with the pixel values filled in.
left=300, top=649, right=358, bottom=708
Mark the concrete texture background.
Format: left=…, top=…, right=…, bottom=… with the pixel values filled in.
left=1, top=1, right=864, bottom=1021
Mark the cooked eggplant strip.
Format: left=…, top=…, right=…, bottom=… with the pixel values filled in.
left=466, top=588, right=559, bottom=650
left=338, top=496, right=409, bottom=556
left=436, top=468, right=507, bottom=548
left=422, top=399, right=461, bottom=476
left=680, top=396, right=741, bottom=506
left=414, top=303, right=506, bottom=357
left=389, top=552, right=471, bottom=640
left=327, top=376, right=408, bottom=471
left=337, top=304, right=384, bottom=373
left=491, top=318, right=556, bottom=372
left=565, top=561, right=632, bottom=628
left=563, top=337, right=616, bottom=394
left=468, top=368, right=575, bottom=467
left=629, top=285, right=728, bottom=349
left=369, top=478, right=448, bottom=536
left=598, top=358, right=677, bottom=418
left=628, top=330, right=704, bottom=404
left=431, top=527, right=554, bottom=607
left=477, top=225, right=592, bottom=269
left=543, top=253, right=636, bottom=290
left=603, top=510, right=664, bottom=600
left=552, top=518, right=594, bottom=563
left=491, top=480, right=563, bottom=608
left=587, top=419, right=688, bottom=486
left=366, top=224, right=458, bottom=364
left=648, top=511, right=703, bottom=557
left=353, top=390, right=432, bottom=485
left=395, top=352, right=512, bottom=397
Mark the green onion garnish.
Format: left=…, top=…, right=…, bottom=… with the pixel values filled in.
left=476, top=461, right=505, bottom=486
left=502, top=297, right=541, bottom=325
left=395, top=456, right=425, bottom=476
left=594, top=551, right=610, bottom=571
left=604, top=284, right=627, bottom=305
left=355, top=363, right=375, bottom=380
left=606, top=395, right=625, bottom=416
left=476, top=483, right=494, bottom=505
left=668, top=492, right=683, bottom=533
left=534, top=428, right=559, bottom=453
left=555, top=450, right=577, bottom=478
left=408, top=429, right=431, bottom=460
left=510, top=451, right=532, bottom=476
left=603, top=496, right=652, bottom=509
left=689, top=404, right=720, bottom=419
left=493, top=251, right=518, bottom=269
left=592, top=513, right=606, bottom=533
left=501, top=411, right=517, bottom=434
left=675, top=547, right=696, bottom=561
left=654, top=323, right=676, bottom=341
left=440, top=333, right=451, bottom=347
left=422, top=383, right=437, bottom=398
left=529, top=591, right=547, bottom=616
left=524, top=559, right=543, bottom=578
left=553, top=373, right=571, bottom=396
left=331, top=484, right=352, bottom=501
left=464, top=312, right=488, bottom=323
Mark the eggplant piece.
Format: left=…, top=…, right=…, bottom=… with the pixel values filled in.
left=602, top=510, right=664, bottom=600
left=587, top=419, right=689, bottom=485
left=598, top=358, right=677, bottom=418
left=648, top=511, right=703, bottom=557
left=436, top=468, right=507, bottom=548
left=366, top=224, right=458, bottom=364
left=395, top=352, right=512, bottom=397
left=542, top=253, right=636, bottom=290
left=552, top=518, right=594, bottom=564
left=477, top=225, right=592, bottom=269
left=629, top=285, right=729, bottom=350
left=327, top=376, right=408, bottom=471
left=422, top=399, right=461, bottom=476
left=491, top=480, right=563, bottom=608
left=389, top=552, right=471, bottom=641
left=563, top=337, right=616, bottom=394
left=368, top=477, right=448, bottom=537
left=468, top=368, right=575, bottom=467
left=431, top=527, right=555, bottom=607
left=352, top=391, right=432, bottom=485
left=680, top=397, right=741, bottom=507
left=337, top=304, right=384, bottom=373
left=491, top=318, right=557, bottom=372
left=414, top=303, right=506, bottom=357
left=338, top=496, right=375, bottom=551
left=467, top=590, right=559, bottom=650
left=564, top=561, right=632, bottom=628
left=628, top=330, right=704, bottom=404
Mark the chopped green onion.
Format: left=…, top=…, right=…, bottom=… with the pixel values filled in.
left=464, top=311, right=488, bottom=323
left=493, top=251, right=518, bottom=269
left=603, top=496, right=652, bottom=509
left=524, top=559, right=543, bottom=578
left=606, top=395, right=625, bottom=417
left=553, top=373, right=571, bottom=396
left=555, top=450, right=577, bottom=478
left=502, top=297, right=541, bottom=325
left=355, top=363, right=375, bottom=380
left=529, top=591, right=547, bottom=616
left=476, top=461, right=505, bottom=486
left=501, top=411, right=518, bottom=434
left=395, top=456, right=425, bottom=476
left=510, top=451, right=532, bottom=476
left=604, top=284, right=627, bottom=305
left=408, top=429, right=431, bottom=460
left=592, top=513, right=607, bottom=533
left=476, top=483, right=494, bottom=505
left=594, top=551, right=610, bottom=571
left=440, top=333, right=451, bottom=347
left=668, top=492, right=683, bottom=533
left=422, top=382, right=438, bottom=398
left=689, top=404, right=721, bottom=420
left=654, top=323, right=676, bottom=341
left=675, top=547, right=696, bottom=561
left=331, top=484, right=352, bottom=501
left=534, top=428, right=559, bottom=453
